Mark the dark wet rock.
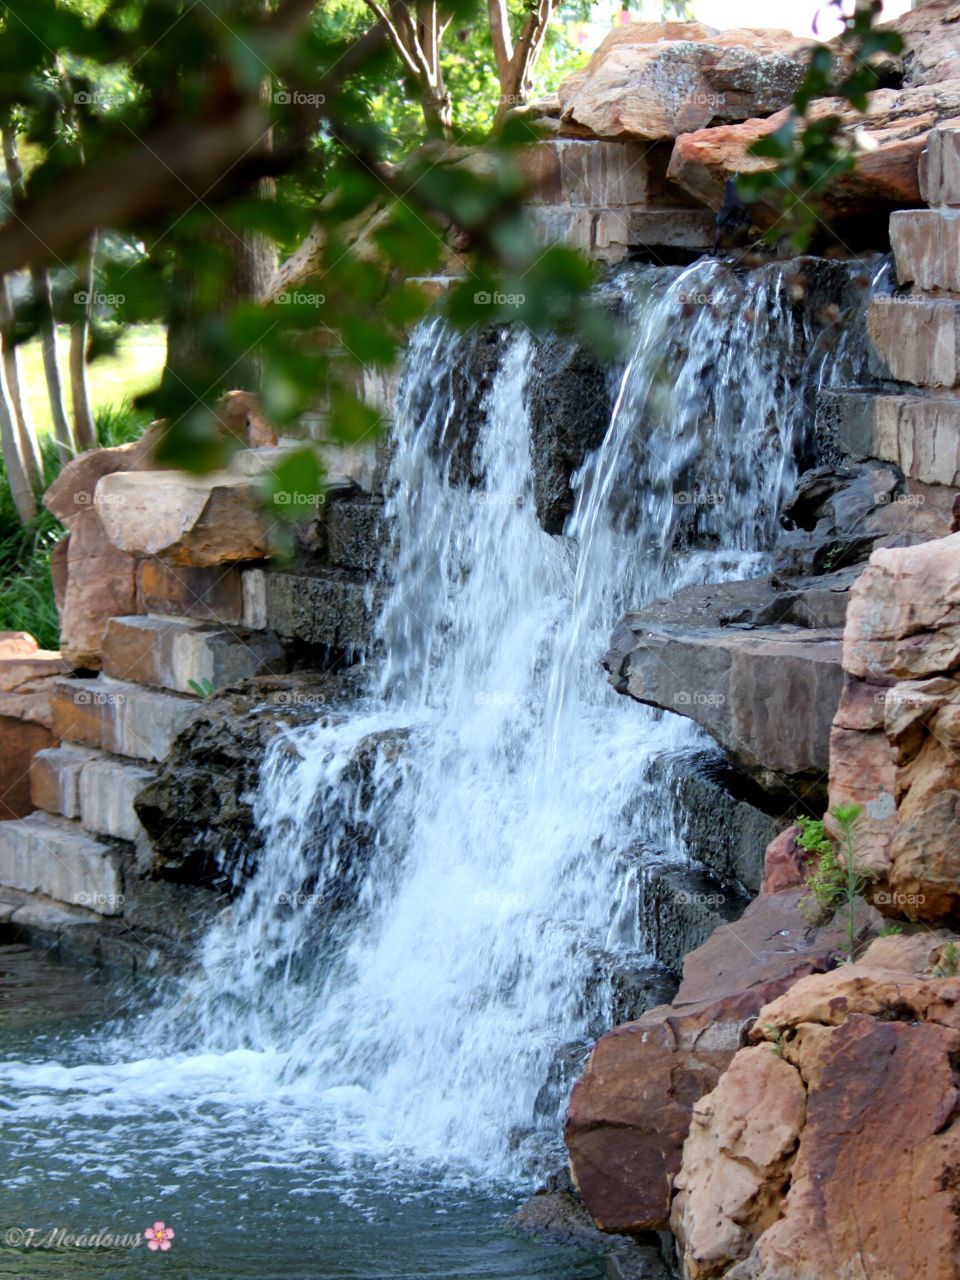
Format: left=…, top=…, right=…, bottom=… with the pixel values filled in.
left=637, top=855, right=747, bottom=973
left=509, top=1182, right=675, bottom=1279
left=526, top=335, right=615, bottom=533
left=134, top=671, right=365, bottom=889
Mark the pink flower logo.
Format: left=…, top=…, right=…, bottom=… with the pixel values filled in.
left=144, top=1221, right=175, bottom=1252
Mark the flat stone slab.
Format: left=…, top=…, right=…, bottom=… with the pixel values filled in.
left=30, top=742, right=99, bottom=819
left=890, top=207, right=960, bottom=292
left=49, top=677, right=200, bottom=762
left=0, top=811, right=124, bottom=914
left=242, top=567, right=382, bottom=652
left=820, top=385, right=960, bottom=487
left=867, top=295, right=960, bottom=389
left=606, top=620, right=843, bottom=781
left=136, top=559, right=246, bottom=624
left=919, top=124, right=960, bottom=206
left=102, top=616, right=285, bottom=694
left=79, top=753, right=157, bottom=843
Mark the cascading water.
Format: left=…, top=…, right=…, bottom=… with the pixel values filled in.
left=172, top=259, right=865, bottom=1174
left=0, top=258, right=874, bottom=1276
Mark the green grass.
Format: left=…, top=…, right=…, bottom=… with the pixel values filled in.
left=0, top=400, right=152, bottom=650
left=20, top=324, right=166, bottom=436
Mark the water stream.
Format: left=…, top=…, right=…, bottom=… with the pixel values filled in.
left=0, top=259, right=871, bottom=1277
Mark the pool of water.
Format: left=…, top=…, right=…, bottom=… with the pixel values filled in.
left=0, top=944, right=606, bottom=1280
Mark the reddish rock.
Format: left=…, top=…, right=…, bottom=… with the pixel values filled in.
left=672, top=946, right=960, bottom=1280
left=868, top=295, right=960, bottom=389
left=0, top=633, right=69, bottom=821
left=0, top=717, right=55, bottom=820
left=43, top=426, right=160, bottom=522
left=59, top=507, right=138, bottom=670
left=564, top=890, right=854, bottom=1232
left=135, top=558, right=246, bottom=624
left=215, top=390, right=278, bottom=450
left=667, top=83, right=960, bottom=220
left=890, top=208, right=960, bottom=293
left=557, top=23, right=809, bottom=143
left=759, top=826, right=809, bottom=894
left=887, top=0, right=960, bottom=89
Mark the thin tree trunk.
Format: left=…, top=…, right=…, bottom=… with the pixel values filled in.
left=2, top=124, right=75, bottom=462
left=31, top=264, right=75, bottom=463
left=70, top=233, right=97, bottom=451
left=0, top=349, right=37, bottom=522
left=0, top=275, right=42, bottom=492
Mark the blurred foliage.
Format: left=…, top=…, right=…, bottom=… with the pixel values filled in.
left=737, top=0, right=903, bottom=250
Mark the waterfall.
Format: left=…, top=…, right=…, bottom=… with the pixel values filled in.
left=166, top=258, right=866, bottom=1181
left=0, top=260, right=872, bottom=1213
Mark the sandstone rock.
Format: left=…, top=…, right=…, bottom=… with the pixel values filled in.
left=843, top=533, right=960, bottom=680
left=215, top=390, right=278, bottom=449
left=890, top=207, right=960, bottom=292
left=920, top=123, right=960, bottom=205
left=96, top=469, right=271, bottom=567
left=558, top=24, right=809, bottom=143
left=101, top=616, right=285, bottom=694
left=564, top=889, right=862, bottom=1233
left=887, top=0, right=960, bottom=88
left=673, top=966, right=960, bottom=1280
left=135, top=558, right=246, bottom=624
left=43, top=426, right=160, bottom=522
left=759, top=826, right=809, bottom=894
left=667, top=83, right=960, bottom=228
left=868, top=294, right=960, bottom=388
left=58, top=507, right=139, bottom=669
left=0, top=639, right=69, bottom=726
left=49, top=676, right=200, bottom=763
left=821, top=387, right=960, bottom=488
left=0, top=718, right=55, bottom=820
left=671, top=1046, right=806, bottom=1280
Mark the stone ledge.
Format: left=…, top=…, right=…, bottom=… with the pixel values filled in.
left=49, top=677, right=200, bottom=763
left=0, top=812, right=124, bottom=915
left=819, top=385, right=960, bottom=486
left=867, top=295, right=960, bottom=388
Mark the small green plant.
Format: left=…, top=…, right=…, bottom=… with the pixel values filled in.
left=763, top=1024, right=785, bottom=1058
left=188, top=678, right=217, bottom=699
left=934, top=941, right=959, bottom=978
left=798, top=807, right=868, bottom=962
left=876, top=923, right=903, bottom=938
left=832, top=804, right=867, bottom=964
left=797, top=816, right=845, bottom=920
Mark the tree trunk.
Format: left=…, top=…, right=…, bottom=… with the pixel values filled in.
left=2, top=124, right=76, bottom=462
left=0, top=275, right=42, bottom=493
left=32, top=264, right=75, bottom=463
left=0, top=351, right=37, bottom=523
left=70, top=234, right=97, bottom=451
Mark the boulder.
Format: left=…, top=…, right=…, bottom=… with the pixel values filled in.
left=95, top=469, right=272, bottom=567
left=759, top=825, right=809, bottom=894
left=667, top=82, right=960, bottom=230
left=887, top=0, right=960, bottom=89
left=58, top=507, right=139, bottom=669
left=672, top=937, right=960, bottom=1280
left=557, top=24, right=809, bottom=143
left=564, top=889, right=869, bottom=1233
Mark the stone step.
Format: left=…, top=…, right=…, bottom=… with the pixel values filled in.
left=49, top=677, right=200, bottom=763
left=867, top=295, right=960, bottom=388
left=31, top=744, right=156, bottom=843
left=323, top=498, right=386, bottom=574
left=30, top=742, right=99, bottom=818
left=101, top=616, right=285, bottom=694
left=819, top=386, right=960, bottom=487
left=919, top=126, right=960, bottom=208
left=242, top=567, right=382, bottom=652
left=890, top=208, right=960, bottom=292
left=136, top=559, right=246, bottom=624
left=0, top=811, right=124, bottom=915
